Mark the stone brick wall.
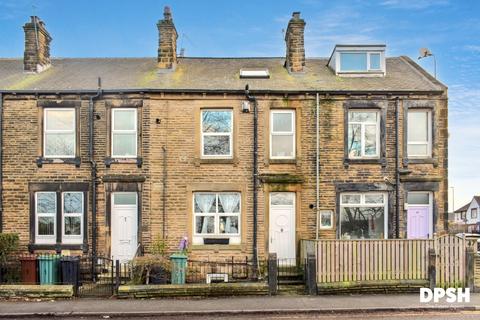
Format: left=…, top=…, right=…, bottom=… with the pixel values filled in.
left=0, top=91, right=448, bottom=262
left=285, top=12, right=306, bottom=73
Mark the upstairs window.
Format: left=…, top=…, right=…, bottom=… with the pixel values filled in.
left=270, top=110, right=295, bottom=159
left=201, top=110, right=233, bottom=158
left=340, top=52, right=383, bottom=72
left=112, top=108, right=137, bottom=158
left=407, top=110, right=432, bottom=158
left=471, top=208, right=478, bottom=220
left=347, top=110, right=380, bottom=159
left=44, top=108, right=76, bottom=158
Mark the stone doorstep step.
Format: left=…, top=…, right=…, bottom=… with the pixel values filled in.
left=277, top=284, right=306, bottom=295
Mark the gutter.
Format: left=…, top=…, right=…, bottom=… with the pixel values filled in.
left=0, top=88, right=446, bottom=96
left=245, top=85, right=258, bottom=278
left=88, top=78, right=102, bottom=265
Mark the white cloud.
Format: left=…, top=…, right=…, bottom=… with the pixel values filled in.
left=380, top=0, right=449, bottom=10
left=464, top=45, right=480, bottom=52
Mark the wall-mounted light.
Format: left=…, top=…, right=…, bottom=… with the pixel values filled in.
left=242, top=101, right=251, bottom=113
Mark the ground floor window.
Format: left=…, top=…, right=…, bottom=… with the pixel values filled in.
left=193, top=192, right=241, bottom=245
left=339, top=192, right=387, bottom=239
left=32, top=185, right=87, bottom=246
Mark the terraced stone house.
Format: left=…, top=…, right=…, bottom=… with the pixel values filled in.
left=0, top=9, right=448, bottom=264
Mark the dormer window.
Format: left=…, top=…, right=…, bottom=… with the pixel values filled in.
left=328, top=45, right=386, bottom=76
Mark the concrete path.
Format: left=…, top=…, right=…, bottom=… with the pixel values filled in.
left=0, top=294, right=479, bottom=317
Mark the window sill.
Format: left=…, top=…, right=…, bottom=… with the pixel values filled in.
left=105, top=157, right=143, bottom=168
left=191, top=244, right=243, bottom=251
left=268, top=159, right=297, bottom=165
left=28, top=243, right=87, bottom=253
left=197, top=158, right=236, bottom=165
left=403, top=157, right=438, bottom=167
left=36, top=157, right=81, bottom=168
left=344, top=158, right=386, bottom=166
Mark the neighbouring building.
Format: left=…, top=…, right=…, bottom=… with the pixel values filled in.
left=453, top=196, right=480, bottom=233
left=0, top=9, right=448, bottom=263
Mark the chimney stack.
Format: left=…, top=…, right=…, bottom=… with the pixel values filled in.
left=23, top=16, right=52, bottom=73
left=285, top=12, right=306, bottom=73
left=157, top=6, right=178, bottom=70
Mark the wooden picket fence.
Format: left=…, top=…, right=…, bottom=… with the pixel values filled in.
left=301, top=235, right=468, bottom=288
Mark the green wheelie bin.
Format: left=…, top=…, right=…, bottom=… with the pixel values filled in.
left=38, top=254, right=60, bottom=284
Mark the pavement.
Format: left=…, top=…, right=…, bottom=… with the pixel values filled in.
left=0, top=294, right=479, bottom=318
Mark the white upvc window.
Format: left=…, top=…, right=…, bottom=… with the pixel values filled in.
left=35, top=192, right=57, bottom=244
left=62, top=192, right=84, bottom=244
left=340, top=192, right=388, bottom=239
left=339, top=52, right=383, bottom=72
left=201, top=109, right=233, bottom=158
left=407, top=109, right=432, bottom=158
left=112, top=108, right=138, bottom=158
left=193, top=192, right=241, bottom=245
left=347, top=110, right=380, bottom=158
left=270, top=110, right=295, bottom=159
left=44, top=108, right=76, bottom=158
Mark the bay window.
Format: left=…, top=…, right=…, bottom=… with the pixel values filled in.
left=347, top=110, right=380, bottom=158
left=270, top=110, right=295, bottom=159
left=201, top=110, right=233, bottom=158
left=193, top=192, right=240, bottom=245
left=340, top=193, right=388, bottom=239
left=44, top=108, right=76, bottom=158
left=112, top=108, right=137, bottom=158
left=407, top=110, right=432, bottom=158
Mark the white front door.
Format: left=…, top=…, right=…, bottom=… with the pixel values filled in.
left=269, top=192, right=296, bottom=260
left=111, top=192, right=138, bottom=262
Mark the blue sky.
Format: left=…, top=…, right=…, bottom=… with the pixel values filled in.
left=0, top=0, right=479, bottom=210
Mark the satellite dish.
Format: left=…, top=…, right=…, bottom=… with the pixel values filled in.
left=419, top=48, right=432, bottom=58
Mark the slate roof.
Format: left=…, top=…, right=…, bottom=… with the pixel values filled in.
left=0, top=56, right=446, bottom=93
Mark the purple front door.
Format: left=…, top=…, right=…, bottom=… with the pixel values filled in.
left=407, top=206, right=430, bottom=239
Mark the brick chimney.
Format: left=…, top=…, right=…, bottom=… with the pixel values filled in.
left=157, top=6, right=178, bottom=70
left=23, top=16, right=52, bottom=73
left=285, top=12, right=306, bottom=73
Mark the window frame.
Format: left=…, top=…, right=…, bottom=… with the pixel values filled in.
left=339, top=51, right=383, bottom=72
left=200, top=109, right=233, bottom=159
left=347, top=110, right=381, bottom=159
left=43, top=108, right=76, bottom=158
left=407, top=109, right=432, bottom=158
left=193, top=192, right=241, bottom=242
left=270, top=110, right=296, bottom=160
left=61, top=192, right=84, bottom=244
left=339, top=192, right=388, bottom=239
left=111, top=108, right=138, bottom=158
left=471, top=208, right=478, bottom=220
left=35, top=192, right=57, bottom=245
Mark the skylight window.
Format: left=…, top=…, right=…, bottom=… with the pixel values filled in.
left=239, top=68, right=270, bottom=79
left=328, top=45, right=386, bottom=77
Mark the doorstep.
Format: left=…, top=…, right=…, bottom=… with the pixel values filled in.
left=118, top=282, right=269, bottom=298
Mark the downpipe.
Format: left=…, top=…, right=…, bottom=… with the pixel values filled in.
left=89, top=78, right=102, bottom=274
left=315, top=93, right=320, bottom=240
left=395, top=97, right=400, bottom=238
left=245, top=85, right=259, bottom=278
